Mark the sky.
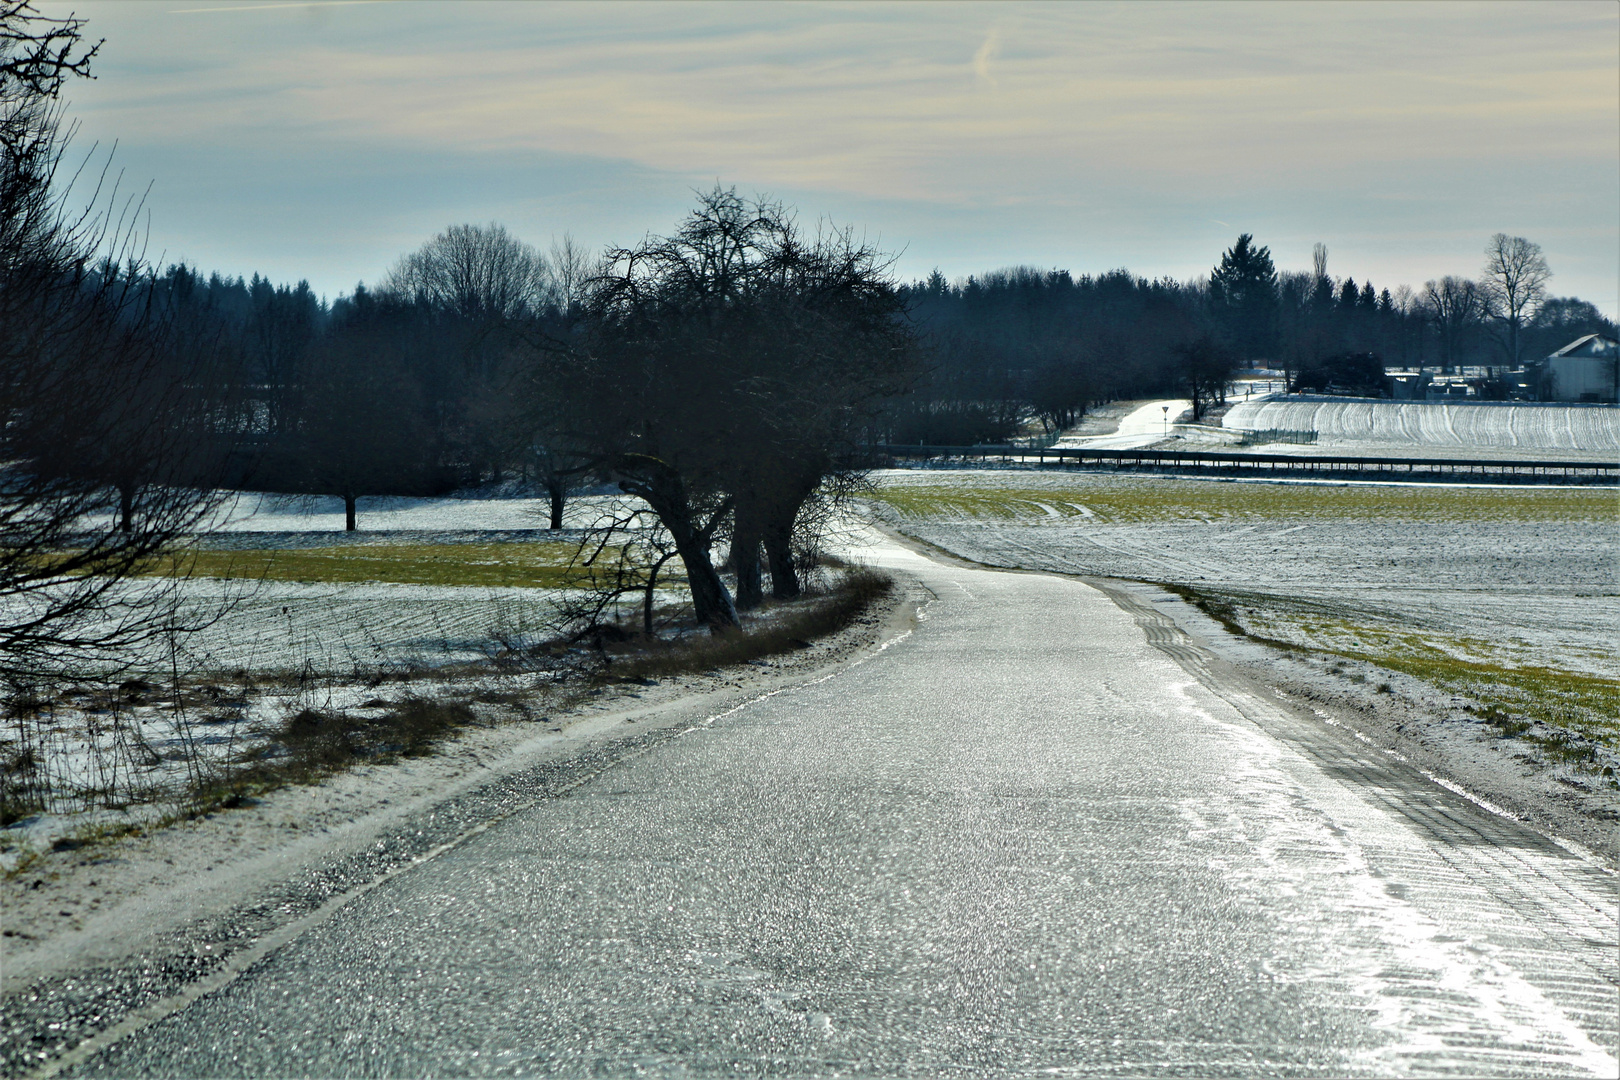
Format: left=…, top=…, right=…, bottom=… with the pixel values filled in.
left=39, top=0, right=1620, bottom=315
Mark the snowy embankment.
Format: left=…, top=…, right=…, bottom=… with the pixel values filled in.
left=1222, top=397, right=1619, bottom=455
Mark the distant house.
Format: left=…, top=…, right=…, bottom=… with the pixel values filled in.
left=1527, top=335, right=1619, bottom=403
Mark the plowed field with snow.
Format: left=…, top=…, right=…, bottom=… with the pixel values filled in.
left=1221, top=397, right=1618, bottom=457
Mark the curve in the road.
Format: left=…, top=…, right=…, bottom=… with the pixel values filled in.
left=40, top=541, right=1620, bottom=1078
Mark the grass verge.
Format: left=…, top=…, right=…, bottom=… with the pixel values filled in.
left=872, top=476, right=1618, bottom=525
left=599, top=568, right=893, bottom=682
left=1167, top=581, right=1620, bottom=776
left=187, top=696, right=479, bottom=814
left=142, top=541, right=683, bottom=590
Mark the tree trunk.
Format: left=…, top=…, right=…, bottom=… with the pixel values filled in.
left=117, top=481, right=135, bottom=533
left=618, top=462, right=738, bottom=632
left=643, top=549, right=675, bottom=636
left=731, top=496, right=764, bottom=611
left=546, top=475, right=566, bottom=530
left=668, top=520, right=738, bottom=631
left=761, top=468, right=824, bottom=601
left=763, top=518, right=799, bottom=600
left=344, top=492, right=357, bottom=531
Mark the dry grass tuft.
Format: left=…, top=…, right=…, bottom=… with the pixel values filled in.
left=192, top=697, right=477, bottom=812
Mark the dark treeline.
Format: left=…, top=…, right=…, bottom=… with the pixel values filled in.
left=139, top=262, right=539, bottom=528
left=889, top=267, right=1200, bottom=442
left=121, top=227, right=1617, bottom=530
left=887, top=237, right=1617, bottom=443
left=96, top=228, right=1620, bottom=552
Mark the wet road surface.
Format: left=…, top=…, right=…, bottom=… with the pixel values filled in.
left=55, top=541, right=1620, bottom=1077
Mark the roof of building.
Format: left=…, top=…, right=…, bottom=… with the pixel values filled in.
left=1548, top=334, right=1619, bottom=360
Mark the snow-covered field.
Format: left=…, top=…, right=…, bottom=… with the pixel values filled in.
left=868, top=469, right=1619, bottom=757
left=1, top=490, right=670, bottom=831
left=1221, top=397, right=1619, bottom=457
left=203, top=490, right=592, bottom=533
left=53, top=490, right=647, bottom=678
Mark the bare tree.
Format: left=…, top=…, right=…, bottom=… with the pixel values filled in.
left=554, top=499, right=681, bottom=643
left=1176, top=336, right=1234, bottom=419
left=547, top=232, right=596, bottom=319
left=555, top=193, right=788, bottom=630
left=1479, top=233, right=1550, bottom=367
left=1421, top=276, right=1482, bottom=374
left=1, top=3, right=225, bottom=679
left=382, top=223, right=551, bottom=323
left=727, top=216, right=917, bottom=605
left=510, top=233, right=600, bottom=527
left=382, top=222, right=556, bottom=484
left=296, top=299, right=434, bottom=531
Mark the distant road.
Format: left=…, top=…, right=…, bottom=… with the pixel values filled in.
left=1055, top=397, right=1191, bottom=449
left=57, top=539, right=1619, bottom=1077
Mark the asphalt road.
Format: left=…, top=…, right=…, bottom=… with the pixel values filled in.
left=57, top=541, right=1620, bottom=1077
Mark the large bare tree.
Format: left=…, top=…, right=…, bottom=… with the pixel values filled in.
left=382, top=222, right=551, bottom=323
left=1479, top=233, right=1550, bottom=367
left=1421, top=276, right=1481, bottom=374
left=551, top=188, right=916, bottom=628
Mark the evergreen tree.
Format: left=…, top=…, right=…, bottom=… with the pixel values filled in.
left=1208, top=234, right=1278, bottom=363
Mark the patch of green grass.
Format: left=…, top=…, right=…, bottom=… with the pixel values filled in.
left=154, top=542, right=677, bottom=590
left=1365, top=649, right=1620, bottom=743
left=873, top=486, right=1087, bottom=521
left=873, top=477, right=1617, bottom=525
left=1174, top=584, right=1620, bottom=753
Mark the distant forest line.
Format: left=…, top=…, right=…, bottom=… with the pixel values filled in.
left=143, top=226, right=1616, bottom=465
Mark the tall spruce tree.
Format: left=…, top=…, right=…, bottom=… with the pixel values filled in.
left=1208, top=234, right=1278, bottom=364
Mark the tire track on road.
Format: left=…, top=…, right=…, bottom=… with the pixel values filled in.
left=1079, top=575, right=1619, bottom=1070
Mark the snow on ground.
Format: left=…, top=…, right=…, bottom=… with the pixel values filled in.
left=868, top=468, right=1618, bottom=726
left=865, top=467, right=1620, bottom=859
left=172, top=579, right=568, bottom=672
left=202, top=489, right=609, bottom=533
left=1, top=491, right=674, bottom=841
left=1221, top=396, right=1619, bottom=457
left=1053, top=398, right=1191, bottom=449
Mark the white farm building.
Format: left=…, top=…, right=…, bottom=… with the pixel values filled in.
left=1528, top=334, right=1618, bottom=403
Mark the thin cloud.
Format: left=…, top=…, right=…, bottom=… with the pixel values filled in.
left=55, top=0, right=1620, bottom=311
left=973, top=26, right=1000, bottom=87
